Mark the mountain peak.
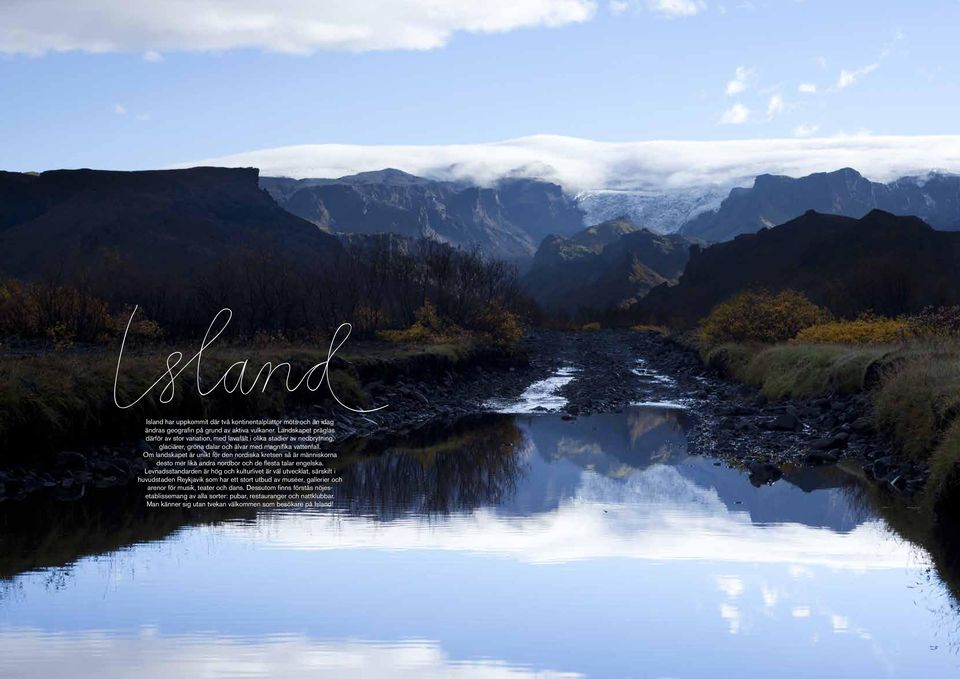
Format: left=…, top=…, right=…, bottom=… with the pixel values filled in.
left=682, top=167, right=960, bottom=242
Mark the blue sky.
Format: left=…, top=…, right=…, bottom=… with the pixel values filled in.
left=1, top=0, right=957, bottom=173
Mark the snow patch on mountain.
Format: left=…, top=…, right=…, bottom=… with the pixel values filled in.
left=575, top=187, right=728, bottom=233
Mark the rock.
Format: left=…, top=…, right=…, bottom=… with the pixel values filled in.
left=55, top=451, right=88, bottom=471
left=719, top=405, right=756, bottom=416
left=804, top=450, right=838, bottom=466
left=765, top=414, right=801, bottom=431
left=749, top=462, right=783, bottom=486
left=871, top=456, right=895, bottom=479
left=561, top=413, right=577, bottom=421
left=809, top=436, right=847, bottom=451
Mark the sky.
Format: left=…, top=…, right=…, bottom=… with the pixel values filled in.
left=1, top=0, right=958, bottom=183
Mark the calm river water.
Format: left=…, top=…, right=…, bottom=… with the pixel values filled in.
left=1, top=405, right=959, bottom=678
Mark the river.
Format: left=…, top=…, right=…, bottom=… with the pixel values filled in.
left=1, top=366, right=959, bottom=677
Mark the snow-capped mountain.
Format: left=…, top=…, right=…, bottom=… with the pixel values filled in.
left=575, top=187, right=727, bottom=234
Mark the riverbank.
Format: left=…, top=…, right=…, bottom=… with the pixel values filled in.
left=0, top=328, right=940, bottom=503
left=0, top=338, right=533, bottom=500
left=693, top=338, right=959, bottom=501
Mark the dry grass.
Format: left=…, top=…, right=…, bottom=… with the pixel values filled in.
left=873, top=341, right=960, bottom=461
left=0, top=339, right=489, bottom=465
left=703, top=342, right=892, bottom=400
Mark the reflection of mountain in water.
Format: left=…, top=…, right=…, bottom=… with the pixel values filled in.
left=335, top=407, right=872, bottom=533
left=497, top=408, right=689, bottom=515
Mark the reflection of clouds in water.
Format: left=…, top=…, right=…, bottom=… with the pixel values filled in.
left=761, top=582, right=779, bottom=608
left=576, top=464, right=719, bottom=511
left=225, top=464, right=926, bottom=571
left=0, top=631, right=582, bottom=679
left=716, top=575, right=745, bottom=598
left=720, top=603, right=741, bottom=635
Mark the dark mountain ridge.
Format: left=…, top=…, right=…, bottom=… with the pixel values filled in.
left=681, top=168, right=960, bottom=242
left=0, top=167, right=340, bottom=279
left=644, top=209, right=960, bottom=324
left=521, top=218, right=692, bottom=312
left=262, top=169, right=584, bottom=260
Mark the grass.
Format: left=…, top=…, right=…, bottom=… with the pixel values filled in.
left=873, top=342, right=960, bottom=461
left=702, top=342, right=893, bottom=400
left=929, top=419, right=960, bottom=504
left=0, top=337, right=499, bottom=465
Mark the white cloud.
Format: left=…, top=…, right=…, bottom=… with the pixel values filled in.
left=609, top=0, right=630, bottom=14
left=793, top=123, right=819, bottom=137
left=766, top=93, right=784, bottom=118
left=725, top=65, right=753, bottom=96
left=142, top=50, right=163, bottom=62
left=113, top=103, right=127, bottom=115
left=725, top=80, right=745, bottom=96
left=719, top=103, right=750, bottom=124
left=183, top=133, right=960, bottom=193
left=835, top=63, right=879, bottom=90
left=646, top=0, right=706, bottom=17
left=0, top=0, right=597, bottom=55
left=798, top=83, right=817, bottom=94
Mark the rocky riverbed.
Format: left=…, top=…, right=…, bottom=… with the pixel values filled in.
left=0, top=329, right=927, bottom=502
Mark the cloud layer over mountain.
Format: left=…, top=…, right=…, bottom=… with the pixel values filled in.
left=186, top=134, right=960, bottom=192
left=0, top=0, right=595, bottom=55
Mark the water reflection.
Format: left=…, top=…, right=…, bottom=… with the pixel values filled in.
left=1, top=406, right=959, bottom=678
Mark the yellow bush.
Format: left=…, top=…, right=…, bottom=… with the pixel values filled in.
left=580, top=322, right=602, bottom=331
left=378, top=303, right=466, bottom=344
left=794, top=315, right=908, bottom=345
left=699, top=289, right=829, bottom=346
left=476, top=302, right=524, bottom=345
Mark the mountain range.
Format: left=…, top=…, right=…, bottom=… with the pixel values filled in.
left=520, top=218, right=691, bottom=312
left=680, top=168, right=960, bottom=242
left=642, top=209, right=960, bottom=325
left=0, top=167, right=340, bottom=280
left=261, top=169, right=584, bottom=260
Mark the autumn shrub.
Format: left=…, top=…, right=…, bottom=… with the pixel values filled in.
left=794, top=313, right=909, bottom=345
left=476, top=302, right=524, bottom=346
left=699, top=289, right=830, bottom=346
left=379, top=302, right=467, bottom=344
left=580, top=322, right=602, bottom=331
